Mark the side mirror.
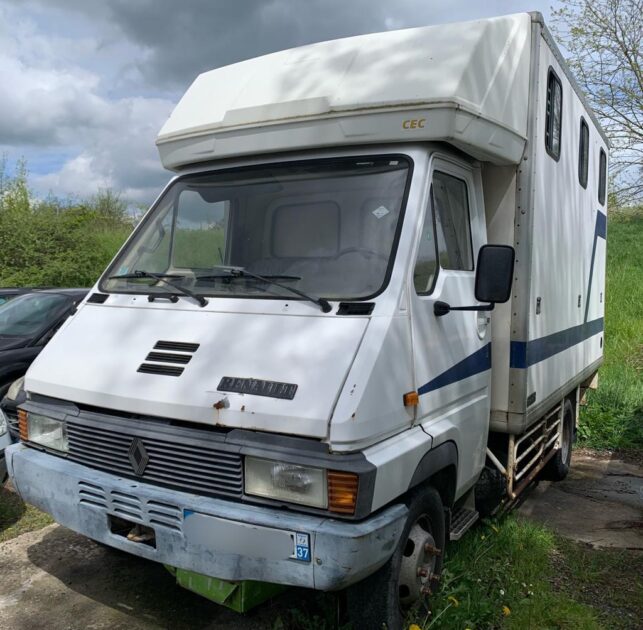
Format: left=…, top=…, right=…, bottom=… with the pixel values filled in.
left=434, top=244, right=515, bottom=317
left=474, top=244, right=515, bottom=304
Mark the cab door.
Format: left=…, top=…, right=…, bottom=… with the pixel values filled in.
left=410, top=155, right=490, bottom=493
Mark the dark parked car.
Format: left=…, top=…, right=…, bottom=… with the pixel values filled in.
left=1, top=376, right=26, bottom=443
left=0, top=287, right=41, bottom=307
left=0, top=289, right=87, bottom=450
left=0, top=289, right=87, bottom=399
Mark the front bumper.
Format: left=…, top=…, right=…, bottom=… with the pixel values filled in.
left=6, top=444, right=407, bottom=590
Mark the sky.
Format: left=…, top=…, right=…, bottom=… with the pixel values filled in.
left=0, top=0, right=559, bottom=206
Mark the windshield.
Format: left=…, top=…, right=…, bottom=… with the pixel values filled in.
left=102, top=156, right=411, bottom=300
left=0, top=293, right=70, bottom=337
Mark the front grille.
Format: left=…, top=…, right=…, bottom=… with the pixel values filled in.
left=77, top=481, right=183, bottom=532
left=66, top=419, right=243, bottom=499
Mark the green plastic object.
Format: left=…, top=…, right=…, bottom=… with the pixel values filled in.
left=165, top=565, right=285, bottom=613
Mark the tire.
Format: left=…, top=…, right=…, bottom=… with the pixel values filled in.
left=541, top=398, right=574, bottom=481
left=345, top=485, right=446, bottom=630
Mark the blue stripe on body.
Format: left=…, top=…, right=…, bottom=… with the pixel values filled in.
left=418, top=343, right=491, bottom=395
left=584, top=210, right=607, bottom=322
left=510, top=317, right=603, bottom=369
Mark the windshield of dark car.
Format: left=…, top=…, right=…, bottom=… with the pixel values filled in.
left=0, top=293, right=70, bottom=337
left=101, top=156, right=411, bottom=300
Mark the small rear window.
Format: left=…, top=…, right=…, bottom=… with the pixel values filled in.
left=545, top=68, right=563, bottom=160
left=598, top=149, right=607, bottom=205
left=578, top=118, right=589, bottom=188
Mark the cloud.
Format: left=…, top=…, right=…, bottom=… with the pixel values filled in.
left=10, top=0, right=554, bottom=90
left=31, top=97, right=175, bottom=202
left=0, top=3, right=174, bottom=201
left=1, top=0, right=556, bottom=204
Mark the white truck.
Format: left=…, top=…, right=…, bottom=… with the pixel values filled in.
left=7, top=12, right=608, bottom=628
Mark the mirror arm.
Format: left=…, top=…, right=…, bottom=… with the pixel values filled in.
left=434, top=301, right=495, bottom=317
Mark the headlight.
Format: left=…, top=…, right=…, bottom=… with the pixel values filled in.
left=26, top=413, right=68, bottom=452
left=245, top=457, right=327, bottom=509
left=6, top=376, right=25, bottom=401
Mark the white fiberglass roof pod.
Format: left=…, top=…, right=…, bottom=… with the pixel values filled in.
left=157, top=13, right=533, bottom=170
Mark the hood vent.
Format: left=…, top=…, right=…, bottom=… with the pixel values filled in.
left=138, top=363, right=184, bottom=377
left=137, top=340, right=200, bottom=377
left=154, top=340, right=200, bottom=353
left=145, top=351, right=192, bottom=365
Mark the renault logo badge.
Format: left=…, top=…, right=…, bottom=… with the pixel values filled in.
left=128, top=437, right=149, bottom=476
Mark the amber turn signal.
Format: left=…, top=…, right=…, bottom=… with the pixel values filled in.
left=328, top=470, right=359, bottom=515
left=403, top=391, right=419, bottom=406
left=18, top=409, right=28, bottom=441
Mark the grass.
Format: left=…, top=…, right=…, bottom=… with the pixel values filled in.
left=410, top=518, right=595, bottom=630
left=0, top=484, right=53, bottom=543
left=577, top=208, right=643, bottom=454
left=270, top=516, right=642, bottom=629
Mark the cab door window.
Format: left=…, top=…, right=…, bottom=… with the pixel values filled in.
left=413, top=169, right=474, bottom=294
left=432, top=171, right=474, bottom=271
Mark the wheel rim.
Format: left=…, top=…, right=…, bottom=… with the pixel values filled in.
left=397, top=515, right=440, bottom=608
left=561, top=408, right=572, bottom=463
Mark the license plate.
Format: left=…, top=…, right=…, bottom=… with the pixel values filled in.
left=184, top=510, right=311, bottom=563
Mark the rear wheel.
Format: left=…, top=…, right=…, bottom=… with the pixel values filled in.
left=541, top=398, right=574, bottom=481
left=345, top=485, right=445, bottom=630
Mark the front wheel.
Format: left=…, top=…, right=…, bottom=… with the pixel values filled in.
left=345, top=485, right=445, bottom=630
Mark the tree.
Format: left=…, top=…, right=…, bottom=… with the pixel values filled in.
left=551, top=0, right=642, bottom=204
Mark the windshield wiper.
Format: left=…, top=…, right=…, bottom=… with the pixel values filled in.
left=197, top=266, right=332, bottom=313
left=109, top=270, right=208, bottom=308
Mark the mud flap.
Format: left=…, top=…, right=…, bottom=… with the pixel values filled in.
left=164, top=565, right=286, bottom=613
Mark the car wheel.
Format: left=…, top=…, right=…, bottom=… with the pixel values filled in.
left=345, top=485, right=445, bottom=630
left=541, top=398, right=574, bottom=481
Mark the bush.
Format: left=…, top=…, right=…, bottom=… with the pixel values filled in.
left=0, top=160, right=133, bottom=288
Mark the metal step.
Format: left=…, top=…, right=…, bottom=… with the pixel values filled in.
left=449, top=507, right=479, bottom=541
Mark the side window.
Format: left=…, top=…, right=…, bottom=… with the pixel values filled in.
left=545, top=68, right=563, bottom=160
left=432, top=171, right=474, bottom=271
left=598, top=149, right=607, bottom=205
left=413, top=187, right=438, bottom=294
left=578, top=118, right=589, bottom=188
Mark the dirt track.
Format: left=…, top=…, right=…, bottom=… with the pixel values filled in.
left=0, top=451, right=641, bottom=629
left=518, top=451, right=643, bottom=549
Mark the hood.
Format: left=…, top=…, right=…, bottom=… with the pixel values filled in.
left=25, top=303, right=369, bottom=439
